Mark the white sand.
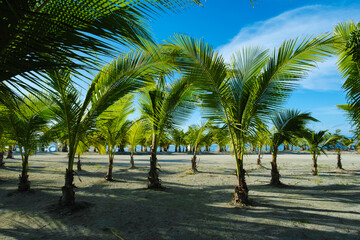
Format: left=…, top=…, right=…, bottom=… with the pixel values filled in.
left=0, top=151, right=359, bottom=239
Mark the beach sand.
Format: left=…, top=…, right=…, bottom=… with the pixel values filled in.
left=0, top=151, right=359, bottom=239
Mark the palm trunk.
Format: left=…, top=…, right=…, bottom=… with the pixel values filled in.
left=256, top=146, right=262, bottom=166
left=0, top=151, right=4, bottom=167
left=337, top=150, right=342, bottom=169
left=130, top=154, right=135, bottom=169
left=147, top=134, right=162, bottom=189
left=270, top=148, right=281, bottom=185
left=18, top=154, right=30, bottom=191
left=191, top=148, right=198, bottom=173
left=6, top=146, right=13, bottom=159
left=175, top=145, right=178, bottom=152
left=60, top=149, right=76, bottom=206
left=77, top=154, right=82, bottom=171
left=234, top=151, right=250, bottom=205
left=312, top=154, right=318, bottom=175
left=105, top=151, right=114, bottom=181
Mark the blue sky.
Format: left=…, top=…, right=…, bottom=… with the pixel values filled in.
left=145, top=0, right=360, bottom=134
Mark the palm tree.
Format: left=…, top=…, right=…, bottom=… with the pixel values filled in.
left=334, top=21, right=360, bottom=126
left=168, top=33, right=334, bottom=204
left=0, top=0, right=201, bottom=96
left=2, top=94, right=51, bottom=191
left=269, top=110, right=317, bottom=185
left=302, top=130, right=334, bottom=175
left=328, top=130, right=353, bottom=170
left=97, top=96, right=134, bottom=181
left=170, top=129, right=185, bottom=152
left=252, top=125, right=270, bottom=166
left=128, top=120, right=146, bottom=169
left=211, top=125, right=229, bottom=152
left=139, top=76, right=196, bottom=189
left=188, top=121, right=211, bottom=173
left=47, top=49, right=170, bottom=206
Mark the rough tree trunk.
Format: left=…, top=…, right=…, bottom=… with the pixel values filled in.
left=77, top=154, right=82, bottom=171
left=234, top=156, right=250, bottom=205
left=312, top=155, right=318, bottom=175
left=6, top=146, right=13, bottom=159
left=175, top=145, right=178, bottom=152
left=130, top=155, right=135, bottom=169
left=60, top=168, right=75, bottom=206
left=147, top=146, right=162, bottom=189
left=105, top=156, right=113, bottom=181
left=0, top=152, right=4, bottom=167
left=270, top=149, right=281, bottom=185
left=18, top=155, right=30, bottom=191
left=337, top=150, right=342, bottom=169
left=191, top=152, right=198, bottom=173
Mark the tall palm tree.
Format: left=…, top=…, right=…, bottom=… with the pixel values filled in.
left=269, top=110, right=317, bottom=185
left=1, top=94, right=51, bottom=191
left=0, top=0, right=201, bottom=97
left=139, top=76, right=196, bottom=189
left=302, top=130, right=334, bottom=175
left=97, top=96, right=134, bottom=181
left=168, top=33, right=334, bottom=204
left=47, top=49, right=170, bottom=206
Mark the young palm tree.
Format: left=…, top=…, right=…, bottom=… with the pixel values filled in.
left=139, top=76, right=196, bottom=189
left=328, top=130, right=353, bottom=170
left=128, top=120, right=146, bottom=168
left=2, top=94, right=51, bottom=191
left=188, top=121, right=211, bottom=173
left=97, top=96, right=134, bottom=181
left=302, top=130, right=334, bottom=175
left=252, top=125, right=270, bottom=166
left=211, top=125, right=229, bottom=152
left=47, top=49, right=170, bottom=206
left=269, top=110, right=317, bottom=185
left=168, top=33, right=334, bottom=204
left=170, top=129, right=185, bottom=152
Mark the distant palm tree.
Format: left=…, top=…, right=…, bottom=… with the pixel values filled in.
left=269, top=110, right=317, bottom=185
left=252, top=125, right=270, bottom=166
left=47, top=49, right=169, bottom=206
left=187, top=121, right=211, bottom=173
left=168, top=33, right=334, bottom=204
left=2, top=94, right=51, bottom=191
left=302, top=130, right=334, bottom=175
left=128, top=120, right=146, bottom=168
left=328, top=130, right=353, bottom=170
left=97, top=96, right=134, bottom=181
left=139, top=76, right=196, bottom=189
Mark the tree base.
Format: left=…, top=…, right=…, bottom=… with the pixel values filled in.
left=233, top=185, right=250, bottom=206
left=18, top=175, right=30, bottom=192
left=147, top=170, right=163, bottom=189
left=59, top=169, right=75, bottom=206
left=104, top=175, right=113, bottom=181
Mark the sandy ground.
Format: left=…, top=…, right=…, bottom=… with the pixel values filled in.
left=0, top=151, right=359, bottom=240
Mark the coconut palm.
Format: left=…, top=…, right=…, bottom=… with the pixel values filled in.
left=97, top=96, right=134, bottom=180
left=328, top=130, right=353, bottom=170
left=0, top=0, right=201, bottom=97
left=211, top=125, right=229, bottom=152
left=139, top=76, right=196, bottom=189
left=47, top=49, right=170, bottom=206
left=128, top=120, right=146, bottom=168
left=302, top=130, right=334, bottom=175
left=1, top=94, right=51, bottom=191
left=168, top=33, right=334, bottom=204
left=251, top=124, right=270, bottom=166
left=188, top=121, right=211, bottom=173
left=334, top=21, right=360, bottom=125
left=170, top=129, right=185, bottom=152
left=269, top=110, right=317, bottom=185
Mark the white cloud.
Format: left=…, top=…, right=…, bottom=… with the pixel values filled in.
left=218, top=4, right=360, bottom=91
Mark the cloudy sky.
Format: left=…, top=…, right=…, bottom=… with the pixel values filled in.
left=149, top=0, right=360, bottom=134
